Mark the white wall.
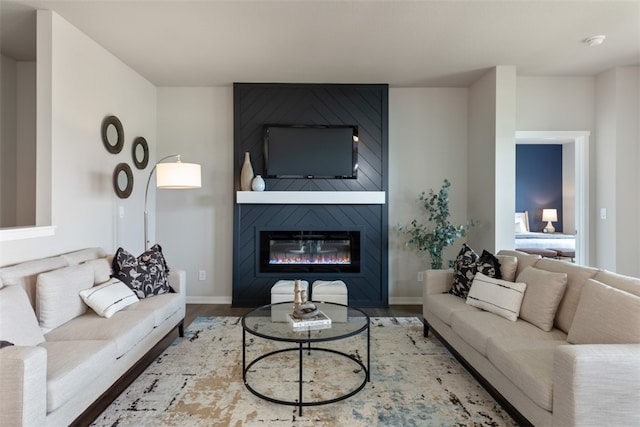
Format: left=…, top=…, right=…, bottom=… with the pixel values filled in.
left=156, top=87, right=234, bottom=303
left=16, top=61, right=36, bottom=226
left=0, top=11, right=156, bottom=266
left=595, top=67, right=640, bottom=276
left=0, top=54, right=18, bottom=227
left=388, top=88, right=468, bottom=303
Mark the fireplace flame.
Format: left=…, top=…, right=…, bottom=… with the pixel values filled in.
left=269, top=255, right=351, bottom=265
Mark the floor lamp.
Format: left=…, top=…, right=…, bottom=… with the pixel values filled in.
left=144, top=154, right=201, bottom=250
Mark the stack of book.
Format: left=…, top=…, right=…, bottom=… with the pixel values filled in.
left=288, top=310, right=332, bottom=331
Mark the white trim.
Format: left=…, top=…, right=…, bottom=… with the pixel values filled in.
left=186, top=296, right=233, bottom=304
left=0, top=225, right=56, bottom=242
left=236, top=191, right=386, bottom=205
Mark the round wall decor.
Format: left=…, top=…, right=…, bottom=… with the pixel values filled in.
left=113, top=163, right=133, bottom=198
left=132, top=137, right=149, bottom=169
left=101, top=115, right=124, bottom=154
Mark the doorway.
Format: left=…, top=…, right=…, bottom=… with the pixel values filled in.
left=515, top=131, right=590, bottom=265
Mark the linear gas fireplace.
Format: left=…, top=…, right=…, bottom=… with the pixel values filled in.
left=259, top=230, right=361, bottom=273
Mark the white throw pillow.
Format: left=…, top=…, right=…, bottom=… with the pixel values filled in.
left=79, top=278, right=139, bottom=318
left=466, top=272, right=527, bottom=321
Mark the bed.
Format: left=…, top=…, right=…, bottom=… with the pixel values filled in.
left=515, top=211, right=575, bottom=250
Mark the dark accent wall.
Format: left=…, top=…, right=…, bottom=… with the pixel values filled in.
left=516, top=145, right=563, bottom=232
left=233, top=83, right=389, bottom=307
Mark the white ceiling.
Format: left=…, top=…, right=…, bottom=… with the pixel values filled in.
left=1, top=0, right=639, bottom=87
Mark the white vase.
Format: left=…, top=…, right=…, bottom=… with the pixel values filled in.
left=252, top=175, right=265, bottom=192
left=240, top=152, right=254, bottom=191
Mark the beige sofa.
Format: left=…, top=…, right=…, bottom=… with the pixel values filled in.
left=0, top=248, right=186, bottom=426
left=423, top=249, right=640, bottom=426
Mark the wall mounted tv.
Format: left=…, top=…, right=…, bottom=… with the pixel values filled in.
left=263, top=124, right=359, bottom=179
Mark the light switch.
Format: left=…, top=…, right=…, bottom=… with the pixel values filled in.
left=119, top=206, right=125, bottom=218
left=600, top=208, right=607, bottom=220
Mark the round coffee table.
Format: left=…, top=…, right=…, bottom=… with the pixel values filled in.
left=241, top=301, right=370, bottom=415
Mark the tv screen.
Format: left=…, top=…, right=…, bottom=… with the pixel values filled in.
left=263, top=125, right=358, bottom=179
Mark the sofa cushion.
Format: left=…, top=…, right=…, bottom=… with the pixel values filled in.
left=61, top=247, right=107, bottom=266
left=534, top=258, right=599, bottom=333
left=40, top=339, right=117, bottom=412
left=487, top=338, right=566, bottom=411
left=497, top=250, right=541, bottom=278
left=424, top=292, right=480, bottom=326
left=80, top=278, right=139, bottom=318
left=466, top=273, right=526, bottom=321
left=450, top=310, right=567, bottom=356
left=496, top=254, right=518, bottom=282
left=0, top=285, right=45, bottom=346
left=81, top=258, right=112, bottom=285
left=567, top=279, right=640, bottom=344
left=112, top=245, right=170, bottom=299
left=593, top=270, right=640, bottom=297
left=36, top=264, right=94, bottom=332
left=123, top=292, right=183, bottom=327
left=517, top=266, right=568, bottom=332
left=0, top=256, right=68, bottom=308
left=45, top=310, right=155, bottom=358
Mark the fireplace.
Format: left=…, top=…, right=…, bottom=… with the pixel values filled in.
left=259, top=229, right=361, bottom=273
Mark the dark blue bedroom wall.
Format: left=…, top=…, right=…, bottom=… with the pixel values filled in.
left=516, top=145, right=563, bottom=232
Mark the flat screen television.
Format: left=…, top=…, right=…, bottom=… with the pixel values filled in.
left=263, top=124, right=358, bottom=179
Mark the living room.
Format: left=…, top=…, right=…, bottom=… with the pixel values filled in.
left=1, top=1, right=637, bottom=303
left=0, top=1, right=639, bottom=424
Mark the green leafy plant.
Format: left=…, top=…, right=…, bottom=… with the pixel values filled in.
left=400, top=179, right=470, bottom=269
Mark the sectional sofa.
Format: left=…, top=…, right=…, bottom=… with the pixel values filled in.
left=0, top=248, right=186, bottom=426
left=423, top=249, right=640, bottom=426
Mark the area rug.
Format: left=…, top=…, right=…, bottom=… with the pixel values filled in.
left=92, top=317, right=517, bottom=426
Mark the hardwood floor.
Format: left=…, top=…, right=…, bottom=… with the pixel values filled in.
left=185, top=304, right=423, bottom=328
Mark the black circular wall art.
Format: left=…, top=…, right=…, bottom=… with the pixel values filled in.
left=113, top=163, right=133, bottom=199
left=101, top=115, right=124, bottom=154
left=132, top=137, right=149, bottom=169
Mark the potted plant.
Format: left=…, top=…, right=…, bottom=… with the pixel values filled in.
left=400, top=179, right=471, bottom=269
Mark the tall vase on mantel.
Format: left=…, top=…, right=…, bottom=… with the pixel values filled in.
left=240, top=152, right=254, bottom=191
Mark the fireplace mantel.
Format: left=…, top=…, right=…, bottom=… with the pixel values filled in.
left=236, top=191, right=386, bottom=205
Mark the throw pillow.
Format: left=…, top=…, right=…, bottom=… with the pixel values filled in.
left=516, top=266, right=568, bottom=331
left=0, top=285, right=45, bottom=346
left=0, top=340, right=14, bottom=349
left=111, top=244, right=170, bottom=299
left=496, top=255, right=518, bottom=282
left=450, top=244, right=479, bottom=298
left=567, top=279, right=640, bottom=344
left=80, top=278, right=140, bottom=318
left=450, top=245, right=502, bottom=298
left=466, top=272, right=527, bottom=321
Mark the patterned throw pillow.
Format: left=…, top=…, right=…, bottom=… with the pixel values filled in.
left=449, top=245, right=502, bottom=298
left=111, top=244, right=170, bottom=299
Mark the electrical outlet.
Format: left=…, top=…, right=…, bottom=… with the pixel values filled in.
left=417, top=271, right=424, bottom=282
left=198, top=270, right=206, bottom=281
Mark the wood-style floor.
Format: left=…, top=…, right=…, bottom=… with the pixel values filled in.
left=185, top=304, right=422, bottom=328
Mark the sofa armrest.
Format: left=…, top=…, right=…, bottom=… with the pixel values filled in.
left=553, top=344, right=640, bottom=427
left=0, top=346, right=47, bottom=427
left=169, top=269, right=186, bottom=294
left=423, top=269, right=454, bottom=296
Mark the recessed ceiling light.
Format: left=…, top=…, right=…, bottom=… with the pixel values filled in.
left=584, top=35, right=606, bottom=46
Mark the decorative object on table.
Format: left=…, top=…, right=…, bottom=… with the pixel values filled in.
left=132, top=137, right=149, bottom=169
left=399, top=179, right=472, bottom=269
left=144, top=154, right=201, bottom=250
left=101, top=115, right=124, bottom=154
left=240, top=151, right=254, bottom=191
left=288, top=309, right=332, bottom=330
left=251, top=174, right=265, bottom=191
left=113, top=163, right=133, bottom=198
left=542, top=208, right=557, bottom=233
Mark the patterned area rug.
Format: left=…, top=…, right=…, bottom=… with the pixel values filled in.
left=92, top=317, right=517, bottom=426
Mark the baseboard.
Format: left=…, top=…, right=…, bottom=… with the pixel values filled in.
left=186, top=296, right=233, bottom=304
left=388, top=296, right=422, bottom=305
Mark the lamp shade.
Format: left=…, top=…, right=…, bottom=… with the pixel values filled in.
left=156, top=162, right=201, bottom=189
left=542, top=209, right=558, bottom=222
